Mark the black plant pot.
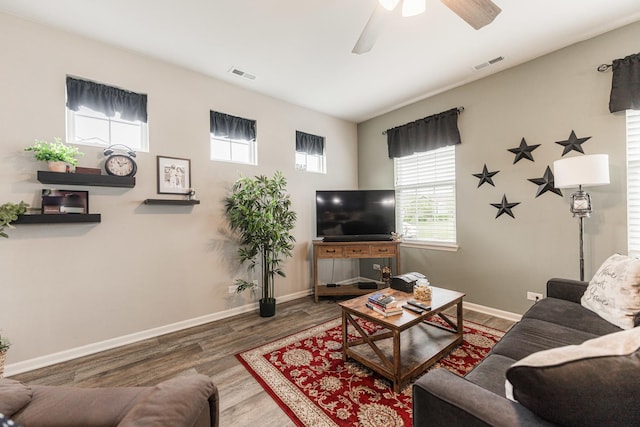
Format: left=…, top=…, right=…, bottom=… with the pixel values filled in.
left=259, top=298, right=276, bottom=317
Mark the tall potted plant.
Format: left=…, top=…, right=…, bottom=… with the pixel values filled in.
left=225, top=171, right=297, bottom=317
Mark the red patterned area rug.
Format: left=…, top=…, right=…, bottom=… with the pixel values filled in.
left=236, top=316, right=504, bottom=427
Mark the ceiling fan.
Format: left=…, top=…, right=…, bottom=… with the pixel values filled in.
left=352, top=0, right=502, bottom=54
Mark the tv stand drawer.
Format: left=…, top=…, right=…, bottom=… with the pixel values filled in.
left=343, top=245, right=372, bottom=257
left=317, top=246, right=343, bottom=258
left=371, top=244, right=396, bottom=256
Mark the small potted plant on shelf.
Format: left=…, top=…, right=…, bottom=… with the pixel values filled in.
left=24, top=137, right=84, bottom=172
left=224, top=171, right=297, bottom=317
left=0, top=201, right=29, bottom=238
left=0, top=332, right=10, bottom=377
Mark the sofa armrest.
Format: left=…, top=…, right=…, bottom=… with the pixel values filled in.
left=413, top=369, right=556, bottom=427
left=546, top=278, right=587, bottom=303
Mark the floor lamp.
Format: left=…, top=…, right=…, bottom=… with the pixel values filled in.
left=553, top=154, right=610, bottom=281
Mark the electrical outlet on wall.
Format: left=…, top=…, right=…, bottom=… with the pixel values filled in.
left=373, top=264, right=381, bottom=270
left=527, top=291, right=543, bottom=301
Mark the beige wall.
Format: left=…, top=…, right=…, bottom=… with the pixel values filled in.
left=0, top=13, right=358, bottom=368
left=358, top=21, right=640, bottom=315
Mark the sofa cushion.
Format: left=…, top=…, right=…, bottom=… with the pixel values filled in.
left=490, top=318, right=598, bottom=360
left=581, top=253, right=640, bottom=329
left=0, top=378, right=32, bottom=417
left=13, top=385, right=150, bottom=427
left=523, top=297, right=622, bottom=336
left=505, top=327, right=640, bottom=427
left=464, top=354, right=516, bottom=396
left=118, top=374, right=217, bottom=427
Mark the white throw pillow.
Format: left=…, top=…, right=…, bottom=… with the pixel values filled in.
left=581, top=253, right=640, bottom=329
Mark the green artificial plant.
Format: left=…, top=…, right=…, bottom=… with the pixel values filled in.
left=0, top=333, right=10, bottom=353
left=224, top=171, right=297, bottom=316
left=24, top=137, right=84, bottom=166
left=0, top=201, right=29, bottom=238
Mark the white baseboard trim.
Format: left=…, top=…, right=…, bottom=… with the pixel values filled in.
left=5, top=288, right=314, bottom=378
left=464, top=301, right=522, bottom=323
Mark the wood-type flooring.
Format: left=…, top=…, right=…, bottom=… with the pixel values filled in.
left=10, top=296, right=515, bottom=427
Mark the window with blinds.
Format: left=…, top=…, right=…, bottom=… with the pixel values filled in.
left=394, top=145, right=456, bottom=244
left=627, top=109, right=640, bottom=256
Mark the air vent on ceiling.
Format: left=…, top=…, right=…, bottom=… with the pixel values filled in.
left=228, top=67, right=256, bottom=80
left=473, top=56, right=504, bottom=71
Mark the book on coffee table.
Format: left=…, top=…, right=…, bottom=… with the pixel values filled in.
left=365, top=302, right=403, bottom=317
left=368, top=293, right=399, bottom=308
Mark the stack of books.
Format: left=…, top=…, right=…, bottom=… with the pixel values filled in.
left=366, top=293, right=403, bottom=317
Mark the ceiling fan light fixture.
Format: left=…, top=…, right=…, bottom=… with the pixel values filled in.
left=378, top=0, right=400, bottom=11
left=402, top=0, right=426, bottom=17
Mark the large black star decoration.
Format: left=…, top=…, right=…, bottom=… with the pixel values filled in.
left=555, top=130, right=591, bottom=156
left=472, top=164, right=499, bottom=187
left=528, top=166, right=563, bottom=198
left=491, top=194, right=520, bottom=219
left=508, top=138, right=540, bottom=164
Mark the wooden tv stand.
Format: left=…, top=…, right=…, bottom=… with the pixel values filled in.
left=312, top=240, right=401, bottom=302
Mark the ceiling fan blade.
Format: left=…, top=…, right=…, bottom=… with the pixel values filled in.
left=352, top=3, right=390, bottom=55
left=440, top=0, right=501, bottom=30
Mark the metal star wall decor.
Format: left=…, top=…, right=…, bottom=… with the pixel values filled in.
left=472, top=164, right=499, bottom=187
left=528, top=166, right=563, bottom=198
left=555, top=130, right=591, bottom=156
left=508, top=138, right=540, bottom=164
left=491, top=194, right=520, bottom=219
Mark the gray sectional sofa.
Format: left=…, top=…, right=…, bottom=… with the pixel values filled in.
left=0, top=373, right=219, bottom=427
left=413, top=277, right=639, bottom=426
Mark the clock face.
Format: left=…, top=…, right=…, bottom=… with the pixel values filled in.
left=105, top=154, right=136, bottom=177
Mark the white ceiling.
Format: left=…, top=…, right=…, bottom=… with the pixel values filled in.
left=1, top=0, right=640, bottom=123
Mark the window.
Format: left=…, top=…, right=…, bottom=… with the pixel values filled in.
left=394, top=146, right=456, bottom=245
left=65, top=77, right=148, bottom=151
left=210, top=111, right=257, bottom=165
left=295, top=131, right=325, bottom=173
left=627, top=109, right=640, bottom=256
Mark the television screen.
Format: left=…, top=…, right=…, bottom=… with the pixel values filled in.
left=316, top=190, right=396, bottom=241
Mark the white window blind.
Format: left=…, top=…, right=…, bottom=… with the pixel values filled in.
left=394, top=146, right=456, bottom=244
left=627, top=109, right=640, bottom=256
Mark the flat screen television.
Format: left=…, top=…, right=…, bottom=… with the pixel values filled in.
left=316, top=190, right=396, bottom=241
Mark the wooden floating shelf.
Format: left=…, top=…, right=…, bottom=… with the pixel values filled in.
left=144, top=199, right=200, bottom=205
left=14, top=214, right=102, bottom=224
left=37, top=171, right=135, bottom=188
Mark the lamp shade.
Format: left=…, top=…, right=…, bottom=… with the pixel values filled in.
left=553, top=154, right=610, bottom=189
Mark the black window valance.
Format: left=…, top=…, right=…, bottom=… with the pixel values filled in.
left=210, top=111, right=256, bottom=141
left=66, top=76, right=148, bottom=122
left=609, top=52, right=640, bottom=113
left=386, top=107, right=462, bottom=159
left=295, top=131, right=325, bottom=155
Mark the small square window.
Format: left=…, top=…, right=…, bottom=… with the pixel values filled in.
left=210, top=136, right=257, bottom=165
left=67, top=107, right=148, bottom=151
left=65, top=77, right=148, bottom=151
left=295, top=131, right=325, bottom=173
left=296, top=151, right=325, bottom=173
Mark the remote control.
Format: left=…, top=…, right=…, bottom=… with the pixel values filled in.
left=408, top=300, right=431, bottom=311
left=402, top=304, right=424, bottom=314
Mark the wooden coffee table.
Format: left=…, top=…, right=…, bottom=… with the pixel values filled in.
left=339, top=286, right=465, bottom=392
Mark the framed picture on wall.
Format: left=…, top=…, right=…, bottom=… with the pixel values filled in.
left=157, top=156, right=191, bottom=195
